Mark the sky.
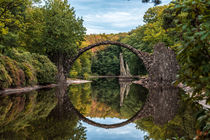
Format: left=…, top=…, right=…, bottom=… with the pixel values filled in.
left=69, top=0, right=171, bottom=34
left=81, top=117, right=147, bottom=140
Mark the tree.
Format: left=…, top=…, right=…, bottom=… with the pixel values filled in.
left=19, top=6, right=45, bottom=54
left=69, top=41, right=92, bottom=79
left=0, top=0, right=42, bottom=52
left=120, top=26, right=152, bottom=75
left=0, top=0, right=28, bottom=52
left=91, top=45, right=121, bottom=76
left=142, top=5, right=175, bottom=47
left=163, top=0, right=210, bottom=99
left=42, top=0, right=86, bottom=82
left=143, top=6, right=166, bottom=24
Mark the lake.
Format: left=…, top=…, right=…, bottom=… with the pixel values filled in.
left=0, top=78, right=200, bottom=139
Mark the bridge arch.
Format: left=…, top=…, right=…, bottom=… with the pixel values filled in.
left=63, top=41, right=153, bottom=128
left=66, top=41, right=152, bottom=75
left=64, top=41, right=179, bottom=128
left=64, top=41, right=179, bottom=85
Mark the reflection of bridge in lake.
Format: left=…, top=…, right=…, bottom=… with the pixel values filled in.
left=55, top=83, right=180, bottom=129
left=119, top=81, right=132, bottom=107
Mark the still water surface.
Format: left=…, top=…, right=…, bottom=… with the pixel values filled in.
left=0, top=78, right=200, bottom=139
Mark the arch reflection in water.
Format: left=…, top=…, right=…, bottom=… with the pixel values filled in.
left=0, top=79, right=199, bottom=140
left=69, top=78, right=148, bottom=122
left=54, top=81, right=147, bottom=140
left=0, top=87, right=86, bottom=140
left=67, top=82, right=180, bottom=128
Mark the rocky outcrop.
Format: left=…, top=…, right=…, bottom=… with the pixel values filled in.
left=148, top=43, right=179, bottom=85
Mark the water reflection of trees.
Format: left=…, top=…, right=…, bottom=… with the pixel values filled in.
left=68, top=83, right=92, bottom=115
left=135, top=87, right=199, bottom=139
left=68, top=81, right=201, bottom=139
left=0, top=89, right=57, bottom=132
left=87, top=78, right=148, bottom=118
left=0, top=87, right=87, bottom=140
left=0, top=80, right=203, bottom=140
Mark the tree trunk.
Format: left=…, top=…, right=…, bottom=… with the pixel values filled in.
left=56, top=53, right=66, bottom=84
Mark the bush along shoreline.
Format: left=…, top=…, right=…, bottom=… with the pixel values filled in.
left=0, top=49, right=57, bottom=90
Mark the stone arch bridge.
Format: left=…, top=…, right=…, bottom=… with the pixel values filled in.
left=65, top=41, right=179, bottom=85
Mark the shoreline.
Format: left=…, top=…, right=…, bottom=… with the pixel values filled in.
left=0, top=79, right=91, bottom=96
left=133, top=79, right=210, bottom=109
left=89, top=75, right=141, bottom=78
left=66, top=79, right=92, bottom=85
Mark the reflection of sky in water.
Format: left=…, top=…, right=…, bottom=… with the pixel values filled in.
left=81, top=117, right=146, bottom=140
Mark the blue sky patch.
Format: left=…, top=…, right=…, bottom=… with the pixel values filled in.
left=69, top=0, right=171, bottom=34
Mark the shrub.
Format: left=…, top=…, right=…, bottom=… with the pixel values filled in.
left=31, top=54, right=57, bottom=84
left=0, top=63, right=12, bottom=89
left=6, top=49, right=38, bottom=85
left=21, top=62, right=37, bottom=85
left=0, top=49, right=57, bottom=88
left=0, top=55, right=25, bottom=87
left=6, top=49, right=33, bottom=64
left=8, top=48, right=57, bottom=85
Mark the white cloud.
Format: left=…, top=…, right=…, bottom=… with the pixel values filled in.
left=85, top=10, right=144, bottom=27
left=83, top=8, right=146, bottom=34
left=70, top=0, right=172, bottom=34
left=84, top=25, right=122, bottom=34
left=86, top=27, right=122, bottom=34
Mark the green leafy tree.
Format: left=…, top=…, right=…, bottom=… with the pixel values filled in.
left=69, top=42, right=92, bottom=79
left=42, top=0, right=86, bottom=81
left=119, top=6, right=172, bottom=76
left=143, top=5, right=166, bottom=24
left=142, top=0, right=161, bottom=6
left=91, top=45, right=121, bottom=76
left=163, top=0, right=210, bottom=99
left=0, top=0, right=28, bottom=52
left=0, top=48, right=57, bottom=89
left=19, top=6, right=45, bottom=53
left=0, top=0, right=42, bottom=52
left=69, top=58, right=82, bottom=78
left=142, top=5, right=174, bottom=46
left=120, top=26, right=152, bottom=75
